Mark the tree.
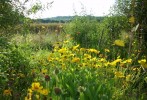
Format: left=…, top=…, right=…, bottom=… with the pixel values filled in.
left=134, top=0, right=147, bottom=44
left=113, top=0, right=147, bottom=45
left=0, top=0, right=24, bottom=30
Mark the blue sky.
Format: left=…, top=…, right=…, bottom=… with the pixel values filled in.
left=25, top=0, right=116, bottom=18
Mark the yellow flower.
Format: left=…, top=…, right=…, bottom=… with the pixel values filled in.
left=104, top=49, right=110, bottom=52
left=61, top=63, right=66, bottom=70
left=48, top=56, right=53, bottom=62
left=28, top=88, right=33, bottom=93
left=58, top=48, right=67, bottom=54
left=109, top=59, right=122, bottom=67
left=55, top=57, right=59, bottom=61
left=41, top=69, right=47, bottom=75
left=80, top=48, right=86, bottom=52
left=99, top=58, right=107, bottom=62
left=114, top=40, right=125, bottom=47
left=114, top=71, right=125, bottom=78
left=84, top=54, right=91, bottom=59
left=72, top=57, right=80, bottom=63
left=138, top=59, right=147, bottom=68
left=87, top=49, right=100, bottom=54
left=109, top=61, right=117, bottom=67
left=25, top=96, right=32, bottom=100
left=138, top=59, right=146, bottom=65
left=126, top=74, right=131, bottom=82
left=132, top=68, right=139, bottom=71
left=31, top=82, right=43, bottom=91
left=63, top=40, right=69, bottom=44
left=81, top=63, right=87, bottom=67
left=72, top=44, right=80, bottom=51
left=69, top=54, right=75, bottom=57
left=129, top=16, right=135, bottom=24
left=35, top=94, right=40, bottom=100
left=25, top=93, right=32, bottom=100
left=104, top=62, right=110, bottom=67
left=3, top=89, right=11, bottom=96
left=126, top=59, right=132, bottom=64
left=114, top=59, right=122, bottom=63
left=39, top=89, right=49, bottom=95
left=90, top=57, right=97, bottom=62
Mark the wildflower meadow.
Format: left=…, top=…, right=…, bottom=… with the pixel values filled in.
left=1, top=0, right=147, bottom=100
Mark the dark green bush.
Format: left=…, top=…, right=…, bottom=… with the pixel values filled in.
left=0, top=38, right=34, bottom=98
left=65, top=16, right=100, bottom=48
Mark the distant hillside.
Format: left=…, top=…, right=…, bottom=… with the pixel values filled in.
left=35, top=16, right=105, bottom=23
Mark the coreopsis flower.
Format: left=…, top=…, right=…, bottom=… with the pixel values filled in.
left=80, top=48, right=86, bottom=52
left=84, top=54, right=91, bottom=59
left=41, top=69, right=47, bottom=75
left=63, top=40, right=69, bottom=44
left=114, top=40, right=125, bottom=47
left=104, top=62, right=110, bottom=67
left=114, top=59, right=122, bottom=63
left=3, top=89, right=12, bottom=96
left=25, top=92, right=32, bottom=100
left=72, top=57, right=80, bottom=63
left=87, top=49, right=100, bottom=54
left=35, top=94, right=40, bottom=99
left=28, top=88, right=33, bottom=93
left=138, top=59, right=147, bottom=68
left=129, top=16, right=135, bottom=24
left=126, top=74, right=131, bottom=82
left=138, top=59, right=146, bottom=65
left=31, top=82, right=43, bottom=91
left=90, top=57, right=97, bottom=62
left=69, top=53, right=75, bottom=57
left=61, top=63, right=66, bottom=70
left=109, top=61, right=117, bottom=67
left=48, top=56, right=53, bottom=62
left=39, top=89, right=49, bottom=95
left=99, top=58, right=107, bottom=62
left=109, top=59, right=122, bottom=67
left=124, top=59, right=132, bottom=64
left=104, top=48, right=110, bottom=52
left=114, top=71, right=125, bottom=78
left=72, top=44, right=80, bottom=51
left=58, top=48, right=67, bottom=54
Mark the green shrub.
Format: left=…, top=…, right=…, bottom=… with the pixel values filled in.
left=65, top=16, right=100, bottom=48
left=0, top=39, right=34, bottom=99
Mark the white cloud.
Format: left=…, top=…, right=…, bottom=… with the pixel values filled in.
left=27, top=0, right=115, bottom=18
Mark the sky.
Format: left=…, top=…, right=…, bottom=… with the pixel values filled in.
left=24, top=0, right=116, bottom=19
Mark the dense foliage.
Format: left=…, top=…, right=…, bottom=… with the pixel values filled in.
left=114, top=0, right=147, bottom=47
left=0, top=0, right=24, bottom=29
left=0, top=0, right=147, bottom=99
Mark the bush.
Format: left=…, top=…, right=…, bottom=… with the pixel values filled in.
left=0, top=38, right=34, bottom=99
left=65, top=16, right=100, bottom=48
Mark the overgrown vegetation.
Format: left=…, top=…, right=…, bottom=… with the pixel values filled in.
left=0, top=0, right=147, bottom=99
